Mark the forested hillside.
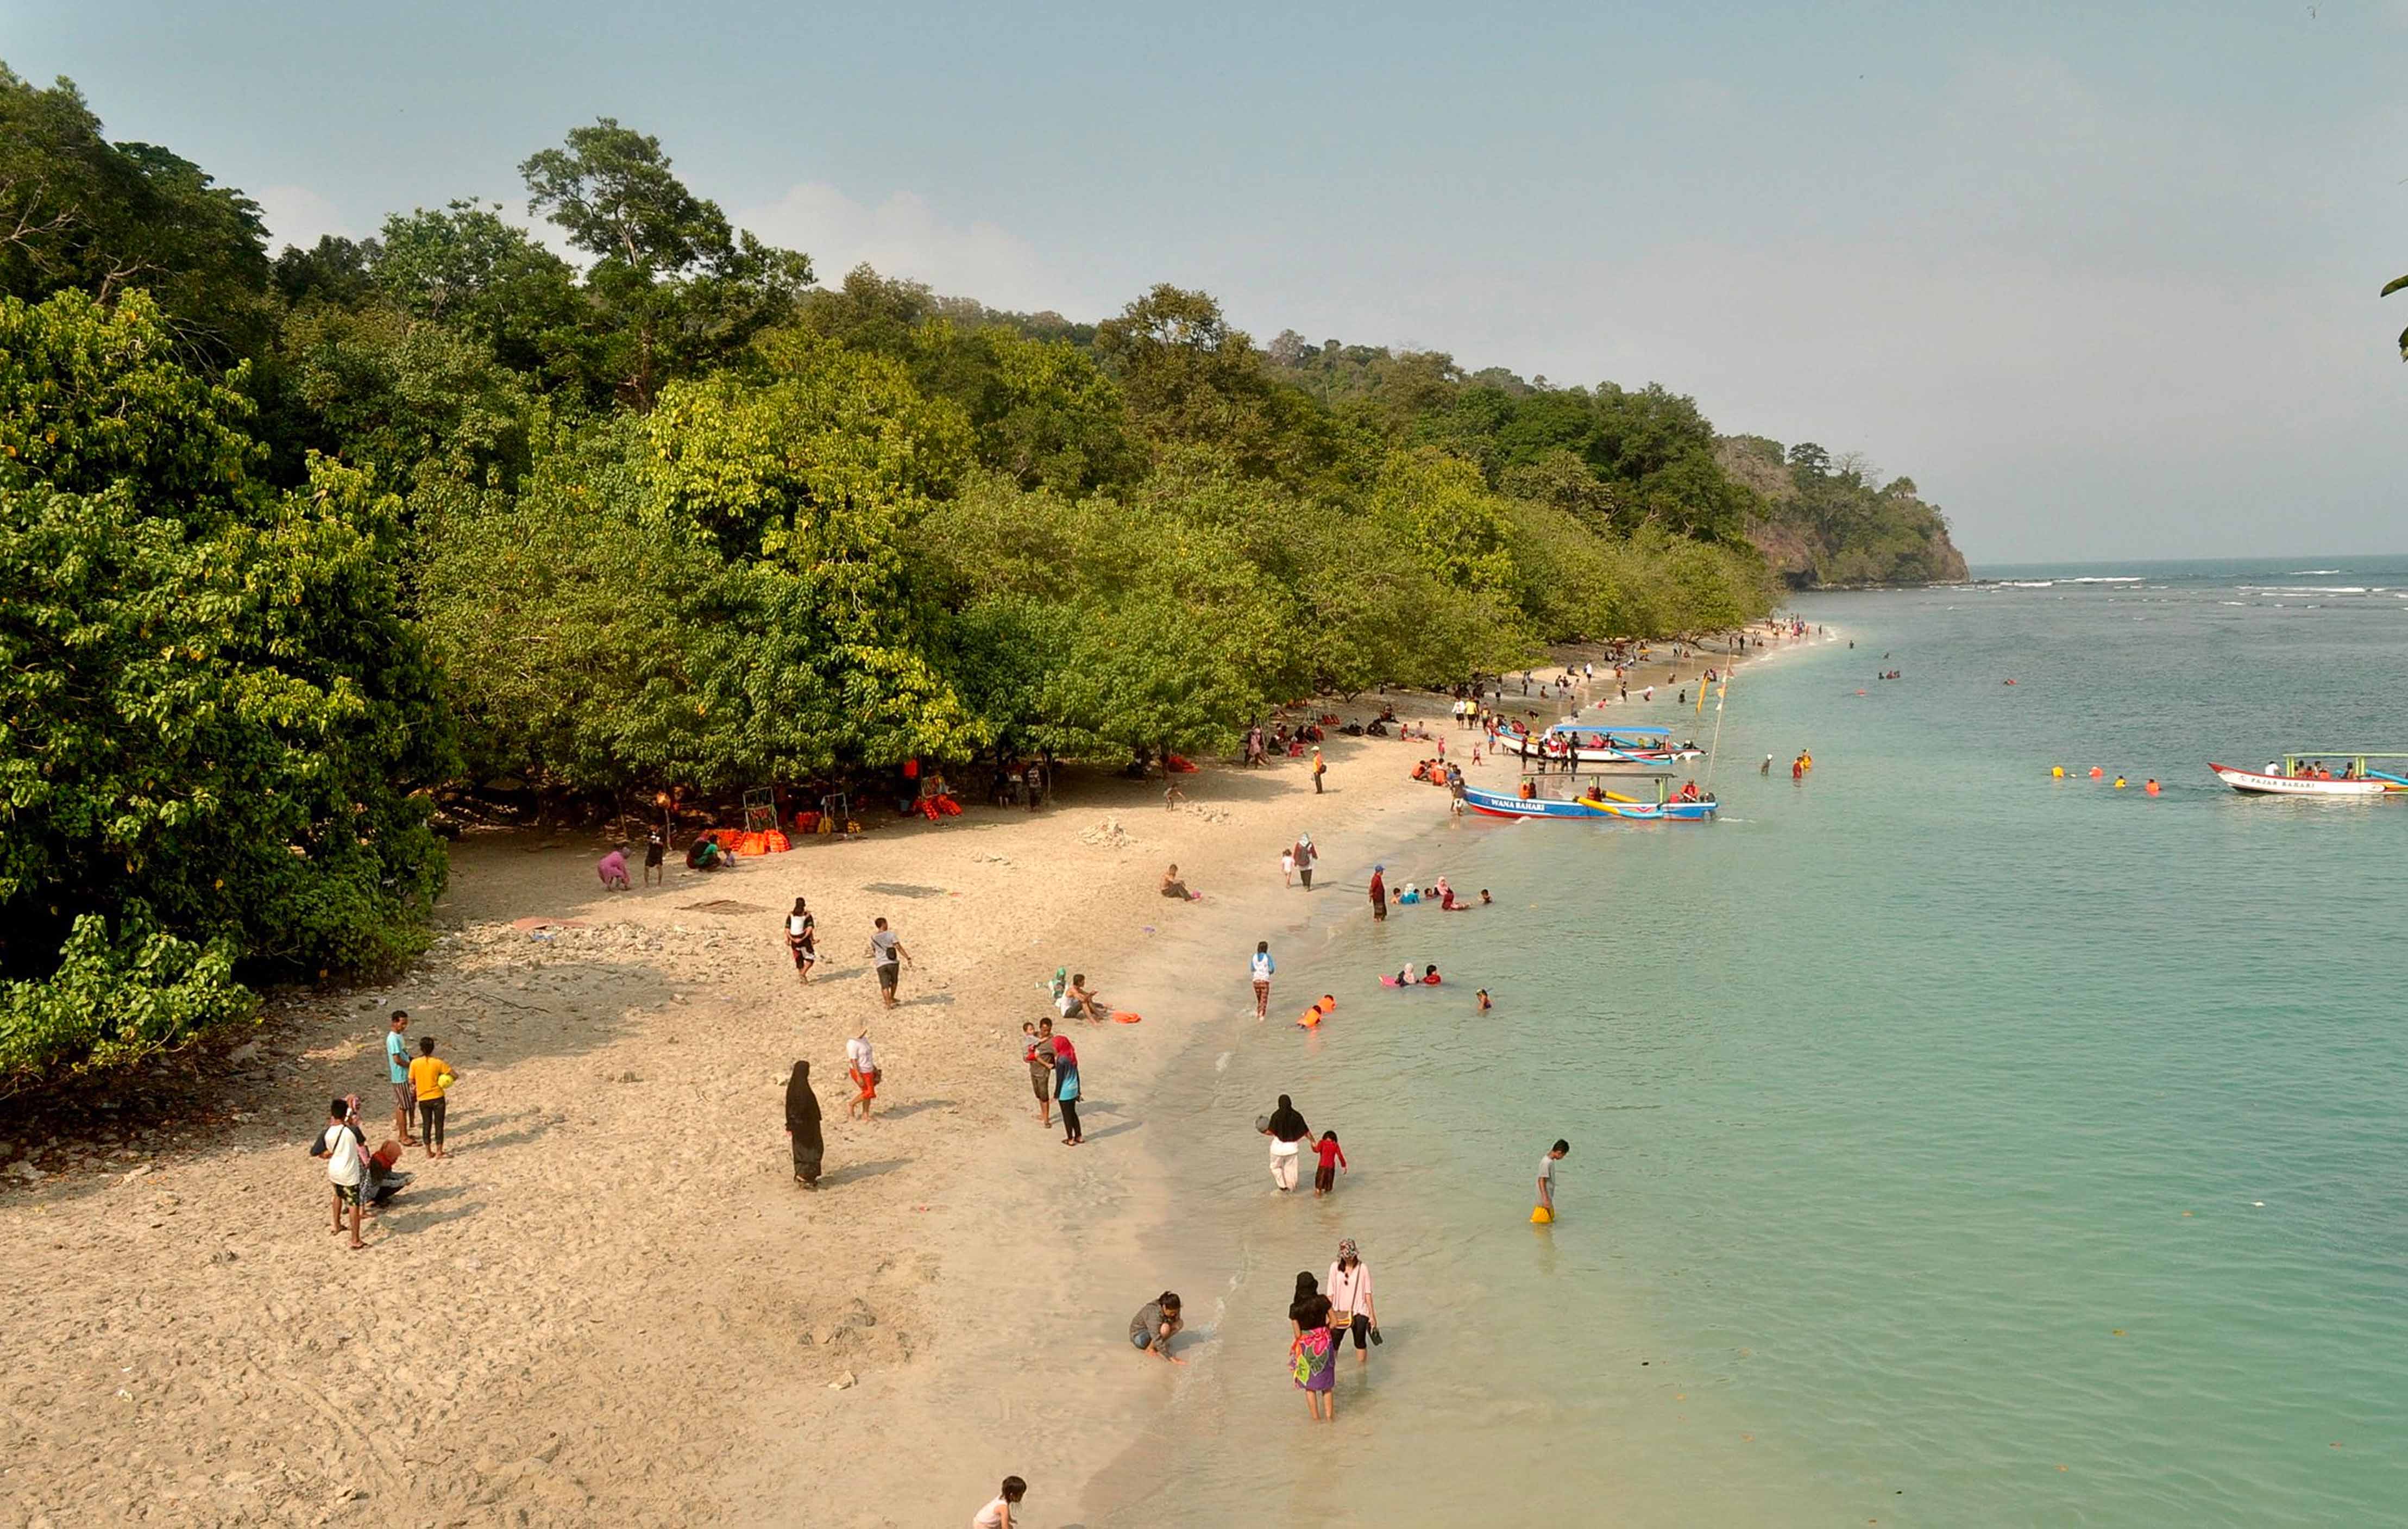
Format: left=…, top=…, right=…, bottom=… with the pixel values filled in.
left=2, top=62, right=1926, bottom=1083
left=1717, top=436, right=1969, bottom=587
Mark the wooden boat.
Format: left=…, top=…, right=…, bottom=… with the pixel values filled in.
left=1494, top=721, right=1704, bottom=767
left=1462, top=779, right=1717, bottom=822
left=2209, top=757, right=2407, bottom=798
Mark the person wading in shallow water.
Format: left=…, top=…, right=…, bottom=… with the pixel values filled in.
left=1263, top=1094, right=1311, bottom=1191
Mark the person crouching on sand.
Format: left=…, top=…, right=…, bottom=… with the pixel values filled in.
left=1130, top=1292, right=1185, bottom=1362
left=972, top=1476, right=1028, bottom=1529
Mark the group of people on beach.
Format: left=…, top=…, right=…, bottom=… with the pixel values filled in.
left=776, top=907, right=920, bottom=1188
left=307, top=1010, right=458, bottom=1250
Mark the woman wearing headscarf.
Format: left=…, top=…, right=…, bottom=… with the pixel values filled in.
left=784, top=1061, right=823, bottom=1189
left=1262, top=1094, right=1311, bottom=1192
left=1326, top=1239, right=1378, bottom=1367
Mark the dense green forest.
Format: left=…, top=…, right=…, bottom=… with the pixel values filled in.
left=1717, top=437, right=1969, bottom=587
left=0, top=64, right=1942, bottom=1085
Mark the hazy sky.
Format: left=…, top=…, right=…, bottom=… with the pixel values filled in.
left=9, top=1, right=2405, bottom=562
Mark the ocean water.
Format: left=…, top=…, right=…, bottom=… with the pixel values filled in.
left=1090, top=556, right=2408, bottom=1526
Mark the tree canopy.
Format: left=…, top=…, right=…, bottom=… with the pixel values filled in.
left=1, top=62, right=1955, bottom=1087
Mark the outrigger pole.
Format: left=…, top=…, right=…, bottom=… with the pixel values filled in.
left=1701, top=666, right=1732, bottom=793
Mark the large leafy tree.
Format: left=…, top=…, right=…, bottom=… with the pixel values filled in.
left=1093, top=285, right=1336, bottom=485
left=373, top=199, right=596, bottom=394
left=0, top=66, right=273, bottom=371
left=520, top=119, right=812, bottom=409
left=1, top=292, right=451, bottom=1090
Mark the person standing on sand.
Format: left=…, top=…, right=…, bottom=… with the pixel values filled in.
left=311, top=1096, right=370, bottom=1250
left=1293, top=834, right=1318, bottom=891
left=1250, top=941, right=1275, bottom=1020
left=868, top=917, right=912, bottom=1006
left=1280, top=845, right=1296, bottom=886
left=407, top=1037, right=455, bottom=1158
left=1052, top=1030, right=1084, bottom=1145
left=1264, top=1095, right=1311, bottom=1192
left=1312, top=747, right=1326, bottom=794
left=971, top=1476, right=1027, bottom=1528
left=1368, top=864, right=1387, bottom=921
left=384, top=1011, right=417, bottom=1148
left=1023, top=1020, right=1058, bottom=1129
left=784, top=897, right=817, bottom=984
left=846, top=1029, right=879, bottom=1120
left=643, top=829, right=667, bottom=885
left=784, top=1060, right=823, bottom=1188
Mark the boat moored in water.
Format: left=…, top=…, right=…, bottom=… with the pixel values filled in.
left=2209, top=756, right=2408, bottom=798
left=1494, top=721, right=1705, bottom=768
left=1463, top=774, right=1718, bottom=822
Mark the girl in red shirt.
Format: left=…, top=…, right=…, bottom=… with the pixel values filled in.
left=1312, top=1131, right=1348, bottom=1196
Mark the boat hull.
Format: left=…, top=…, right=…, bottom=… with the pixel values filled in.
left=1462, top=786, right=1717, bottom=822
left=2208, top=763, right=2394, bottom=797
left=1495, top=733, right=1703, bottom=767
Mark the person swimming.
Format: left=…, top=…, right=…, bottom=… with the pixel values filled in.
left=1422, top=964, right=1441, bottom=986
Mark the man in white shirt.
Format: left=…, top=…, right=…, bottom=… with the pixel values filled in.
left=1537, top=1138, right=1569, bottom=1219
left=845, top=1030, right=878, bottom=1121
left=311, top=1096, right=370, bottom=1249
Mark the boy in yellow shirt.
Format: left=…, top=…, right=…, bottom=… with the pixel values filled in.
left=407, top=1037, right=457, bottom=1158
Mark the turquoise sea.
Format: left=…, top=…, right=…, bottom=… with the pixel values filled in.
left=1093, top=556, right=2408, bottom=1526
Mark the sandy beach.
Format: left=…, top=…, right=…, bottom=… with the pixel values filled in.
left=0, top=640, right=1772, bottom=1527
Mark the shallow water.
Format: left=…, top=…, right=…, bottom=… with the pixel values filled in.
left=1090, top=556, right=2408, bottom=1526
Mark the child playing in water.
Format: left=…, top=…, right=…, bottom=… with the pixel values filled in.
left=1312, top=1131, right=1348, bottom=1196
left=1476, top=988, right=1492, bottom=1012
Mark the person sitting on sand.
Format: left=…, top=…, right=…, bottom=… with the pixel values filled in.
left=686, top=837, right=726, bottom=872
left=596, top=847, right=631, bottom=891
left=1130, top=1292, right=1185, bottom=1362
left=1060, top=973, right=1106, bottom=1023
left=1161, top=864, right=1199, bottom=901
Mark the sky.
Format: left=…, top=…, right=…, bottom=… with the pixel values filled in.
left=7, top=0, right=2405, bottom=563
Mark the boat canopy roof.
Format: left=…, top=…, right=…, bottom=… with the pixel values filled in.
left=2281, top=750, right=2408, bottom=760
left=1544, top=722, right=1671, bottom=737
